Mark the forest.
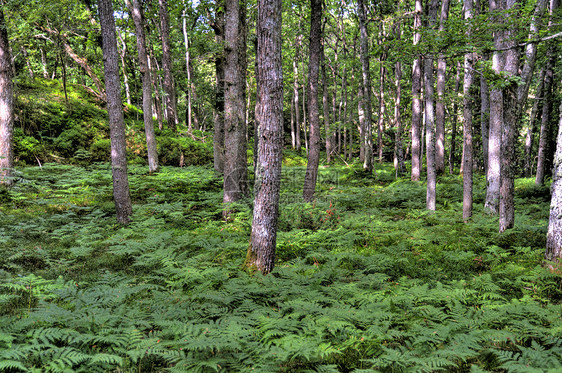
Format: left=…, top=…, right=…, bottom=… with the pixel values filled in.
left=1, top=0, right=562, bottom=370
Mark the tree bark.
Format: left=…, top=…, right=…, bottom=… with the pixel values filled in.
left=223, top=0, right=249, bottom=208
left=499, top=0, right=521, bottom=233
left=411, top=0, right=423, bottom=181
left=127, top=0, right=159, bottom=173
left=98, top=0, right=133, bottom=224
left=292, top=58, right=300, bottom=149
left=545, top=100, right=562, bottom=262
left=247, top=0, right=283, bottom=274
left=302, top=0, right=322, bottom=201
left=463, top=0, right=474, bottom=222
left=435, top=0, right=450, bottom=175
left=358, top=0, right=373, bottom=173
left=0, top=9, right=14, bottom=186
left=425, top=0, right=439, bottom=211
left=480, top=67, right=490, bottom=175
left=321, top=47, right=332, bottom=163
left=535, top=52, right=555, bottom=186
left=117, top=31, right=132, bottom=105
left=484, top=0, right=505, bottom=215
left=160, top=0, right=178, bottom=132
left=212, top=4, right=225, bottom=174
left=525, top=67, right=546, bottom=177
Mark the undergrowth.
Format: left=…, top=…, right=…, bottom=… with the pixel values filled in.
left=0, top=161, right=560, bottom=372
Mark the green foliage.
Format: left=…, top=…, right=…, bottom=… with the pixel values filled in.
left=0, top=161, right=559, bottom=372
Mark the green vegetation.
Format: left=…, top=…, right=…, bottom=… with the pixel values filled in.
left=0, top=160, right=560, bottom=372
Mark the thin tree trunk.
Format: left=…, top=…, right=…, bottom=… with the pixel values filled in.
left=212, top=4, right=225, bottom=174
left=525, top=67, right=546, bottom=176
left=40, top=45, right=49, bottom=79
left=247, top=0, right=283, bottom=274
left=411, top=0, right=423, bottom=181
left=378, top=60, right=386, bottom=163
left=463, top=0, right=474, bottom=221
left=183, top=8, right=194, bottom=135
left=160, top=0, right=178, bottom=131
left=0, top=9, right=14, bottom=186
left=98, top=0, right=132, bottom=224
left=536, top=52, right=555, bottom=185
left=148, top=53, right=164, bottom=131
left=303, top=0, right=322, bottom=201
left=358, top=0, right=373, bottom=172
left=117, top=31, right=132, bottom=105
left=480, top=66, right=490, bottom=175
left=223, top=0, right=249, bottom=208
left=292, top=57, right=300, bottom=149
left=128, top=0, right=159, bottom=173
left=436, top=0, right=450, bottom=175
left=449, top=61, right=461, bottom=174
left=321, top=48, right=332, bottom=163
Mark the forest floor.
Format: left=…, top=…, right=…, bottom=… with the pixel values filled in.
left=0, top=161, right=561, bottom=372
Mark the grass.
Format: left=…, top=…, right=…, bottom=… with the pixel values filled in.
left=0, top=160, right=561, bottom=372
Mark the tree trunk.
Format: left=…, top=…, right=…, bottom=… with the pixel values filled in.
left=484, top=0, right=505, bottom=215
left=525, top=67, right=546, bottom=177
left=247, top=0, right=283, bottom=274
left=321, top=48, right=332, bottom=163
left=425, top=0, right=439, bottom=211
left=223, top=0, right=249, bottom=208
left=378, top=60, right=386, bottom=163
left=40, top=45, right=49, bottom=79
left=463, top=0, right=474, bottom=222
left=411, top=0, right=423, bottom=181
left=436, top=0, right=450, bottom=175
left=117, top=31, right=132, bottom=105
left=480, top=67, right=490, bottom=175
left=0, top=10, right=14, bottom=186
left=292, top=58, right=300, bottom=149
left=536, top=52, right=555, bottom=186
left=212, top=4, right=225, bottom=174
left=128, top=0, right=159, bottom=173
left=358, top=0, right=373, bottom=173
left=160, top=0, right=178, bottom=132
left=449, top=61, right=461, bottom=174
left=499, top=0, right=521, bottom=233
left=302, top=0, right=322, bottom=202
left=545, top=100, right=562, bottom=262
left=98, top=0, right=133, bottom=224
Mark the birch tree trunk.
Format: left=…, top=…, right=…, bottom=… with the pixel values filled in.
left=545, top=100, right=562, bottom=263
left=480, top=68, right=490, bottom=175
left=98, top=0, right=132, bottom=224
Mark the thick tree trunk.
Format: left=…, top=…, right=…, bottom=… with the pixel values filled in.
left=536, top=52, right=555, bottom=186
left=545, top=101, right=562, bottom=262
left=0, top=10, right=14, bottom=186
left=212, top=5, right=225, bottom=174
left=436, top=0, right=450, bottom=175
left=425, top=0, right=439, bottom=211
left=302, top=0, right=322, bottom=201
left=223, top=0, right=249, bottom=208
left=499, top=0, right=521, bottom=233
left=358, top=0, right=373, bottom=173
left=98, top=0, right=132, bottom=224
left=128, top=0, right=159, bottom=173
left=484, top=0, right=505, bottom=214
left=247, top=0, right=283, bottom=274
left=411, top=0, right=423, bottom=181
left=463, top=0, right=474, bottom=222
left=160, top=0, right=178, bottom=132
left=525, top=67, right=546, bottom=177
